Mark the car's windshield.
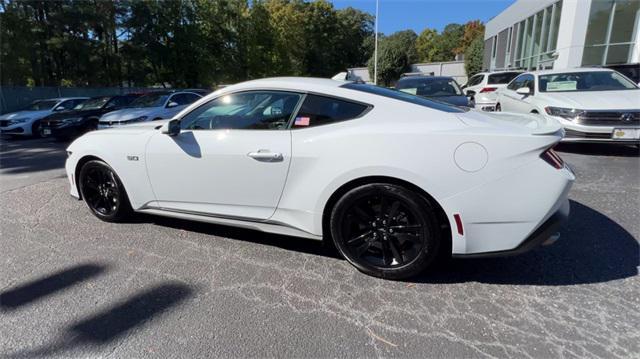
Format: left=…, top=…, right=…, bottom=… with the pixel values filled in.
left=25, top=100, right=58, bottom=111
left=488, top=72, right=521, bottom=84
left=539, top=71, right=638, bottom=92
left=127, top=93, right=169, bottom=108
left=396, top=78, right=462, bottom=97
left=75, top=97, right=110, bottom=110
left=342, top=83, right=466, bottom=113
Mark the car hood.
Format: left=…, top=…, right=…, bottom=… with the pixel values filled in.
left=457, top=110, right=562, bottom=136
left=97, top=119, right=170, bottom=134
left=0, top=110, right=49, bottom=120
left=100, top=108, right=159, bottom=122
left=538, top=90, right=640, bottom=110
left=45, top=109, right=102, bottom=121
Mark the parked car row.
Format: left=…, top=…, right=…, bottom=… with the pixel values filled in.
left=0, top=89, right=206, bottom=140
left=400, top=67, right=639, bottom=145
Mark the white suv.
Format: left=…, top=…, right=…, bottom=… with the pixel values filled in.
left=496, top=68, right=640, bottom=143
left=462, top=71, right=522, bottom=111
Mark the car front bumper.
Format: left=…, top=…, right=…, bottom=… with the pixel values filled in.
left=0, top=123, right=30, bottom=135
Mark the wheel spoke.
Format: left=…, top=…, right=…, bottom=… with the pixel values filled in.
left=354, top=241, right=372, bottom=257
left=389, top=224, right=422, bottom=232
left=394, top=233, right=420, bottom=244
left=347, top=230, right=373, bottom=245
left=388, top=201, right=400, bottom=218
left=388, top=238, right=404, bottom=265
left=381, top=241, right=392, bottom=266
left=353, top=205, right=373, bottom=223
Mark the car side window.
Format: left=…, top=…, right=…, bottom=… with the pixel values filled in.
left=507, top=74, right=526, bottom=90
left=172, top=93, right=201, bottom=106
left=468, top=75, right=484, bottom=87
left=56, top=99, right=80, bottom=111
left=522, top=75, right=535, bottom=94
left=180, top=91, right=302, bottom=130
left=292, top=95, right=368, bottom=129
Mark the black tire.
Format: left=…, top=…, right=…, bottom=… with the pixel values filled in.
left=31, top=120, right=43, bottom=138
left=330, top=183, right=441, bottom=280
left=495, top=103, right=501, bottom=112
left=79, top=160, right=132, bottom=222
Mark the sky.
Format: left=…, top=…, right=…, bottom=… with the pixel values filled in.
left=331, top=0, right=516, bottom=34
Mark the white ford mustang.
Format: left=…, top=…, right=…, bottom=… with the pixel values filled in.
left=65, top=77, right=574, bottom=279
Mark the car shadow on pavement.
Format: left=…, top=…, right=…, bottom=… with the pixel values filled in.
left=0, top=263, right=108, bottom=311
left=143, top=213, right=340, bottom=259
left=417, top=200, right=639, bottom=286
left=0, top=136, right=69, bottom=174
left=4, top=282, right=195, bottom=358
left=556, top=142, right=640, bottom=157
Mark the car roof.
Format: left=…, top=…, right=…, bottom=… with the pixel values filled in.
left=476, top=70, right=523, bottom=76
left=221, top=77, right=344, bottom=94
left=397, top=76, right=455, bottom=81
left=529, top=67, right=614, bottom=76
left=34, top=97, right=89, bottom=102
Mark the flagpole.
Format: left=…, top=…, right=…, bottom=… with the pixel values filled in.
left=374, top=0, right=379, bottom=85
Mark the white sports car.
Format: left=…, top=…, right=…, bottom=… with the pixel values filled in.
left=65, top=77, right=574, bottom=279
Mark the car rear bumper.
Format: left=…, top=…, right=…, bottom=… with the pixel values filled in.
left=452, top=199, right=569, bottom=258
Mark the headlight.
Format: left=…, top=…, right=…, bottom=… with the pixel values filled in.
left=8, top=117, right=29, bottom=124
left=545, top=106, right=585, bottom=120
left=127, top=116, right=148, bottom=123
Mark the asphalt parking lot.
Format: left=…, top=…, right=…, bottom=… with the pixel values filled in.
left=1, top=136, right=638, bottom=358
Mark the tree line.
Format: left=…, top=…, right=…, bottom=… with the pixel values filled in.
left=0, top=0, right=485, bottom=88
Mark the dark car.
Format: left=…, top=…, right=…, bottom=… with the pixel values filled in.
left=41, top=94, right=141, bottom=139
left=395, top=76, right=472, bottom=107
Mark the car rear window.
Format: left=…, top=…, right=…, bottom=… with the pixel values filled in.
left=341, top=83, right=465, bottom=113
left=488, top=72, right=521, bottom=84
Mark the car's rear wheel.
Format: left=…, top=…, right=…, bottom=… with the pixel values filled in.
left=330, top=183, right=441, bottom=279
left=79, top=160, right=131, bottom=222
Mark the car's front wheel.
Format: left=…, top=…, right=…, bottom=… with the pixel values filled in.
left=330, top=183, right=442, bottom=280
left=79, top=160, right=132, bottom=222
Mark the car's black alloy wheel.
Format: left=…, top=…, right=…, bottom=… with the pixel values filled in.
left=79, top=160, right=131, bottom=222
left=330, top=183, right=441, bottom=279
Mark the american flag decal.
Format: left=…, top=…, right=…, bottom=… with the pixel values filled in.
left=294, top=116, right=310, bottom=126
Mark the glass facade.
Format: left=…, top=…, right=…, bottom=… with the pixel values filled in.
left=512, top=1, right=563, bottom=70
left=582, top=0, right=640, bottom=66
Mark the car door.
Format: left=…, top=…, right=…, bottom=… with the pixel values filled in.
left=144, top=90, right=302, bottom=220
left=500, top=74, right=530, bottom=112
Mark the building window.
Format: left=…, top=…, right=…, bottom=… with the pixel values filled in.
left=512, top=0, right=563, bottom=70
left=582, top=0, right=640, bottom=66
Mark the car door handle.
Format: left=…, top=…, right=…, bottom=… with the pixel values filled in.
left=247, top=150, right=283, bottom=162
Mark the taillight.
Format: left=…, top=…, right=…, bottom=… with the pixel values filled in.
left=540, top=148, right=564, bottom=169
left=479, top=87, right=497, bottom=93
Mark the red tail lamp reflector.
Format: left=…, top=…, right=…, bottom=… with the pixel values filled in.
left=541, top=148, right=564, bottom=169
left=453, top=214, right=464, bottom=235
left=479, top=87, right=497, bottom=93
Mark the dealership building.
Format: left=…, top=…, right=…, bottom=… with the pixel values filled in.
left=483, top=0, right=640, bottom=71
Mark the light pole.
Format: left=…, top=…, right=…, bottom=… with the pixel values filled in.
left=374, top=0, right=379, bottom=85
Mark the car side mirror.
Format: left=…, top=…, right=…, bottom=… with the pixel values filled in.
left=161, top=119, right=181, bottom=136
left=516, top=87, right=531, bottom=95
left=166, top=101, right=179, bottom=108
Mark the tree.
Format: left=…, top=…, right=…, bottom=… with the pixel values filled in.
left=367, top=30, right=417, bottom=86
left=464, top=36, right=484, bottom=78
left=431, top=23, right=464, bottom=62
left=415, top=28, right=438, bottom=62
left=456, top=20, right=484, bottom=55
